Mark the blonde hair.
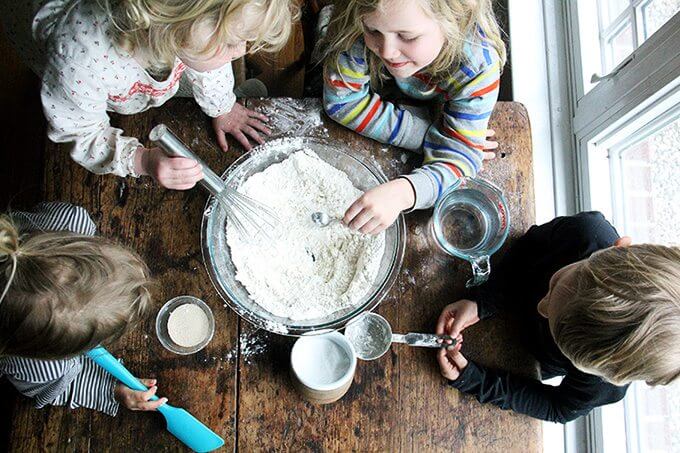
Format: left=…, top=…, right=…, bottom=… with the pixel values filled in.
left=103, top=0, right=297, bottom=72
left=553, top=244, right=680, bottom=387
left=324, top=0, right=506, bottom=86
left=0, top=215, right=153, bottom=359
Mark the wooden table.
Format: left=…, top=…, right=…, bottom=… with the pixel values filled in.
left=7, top=98, right=540, bottom=452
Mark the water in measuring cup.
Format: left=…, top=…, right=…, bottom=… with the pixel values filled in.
left=438, top=188, right=500, bottom=254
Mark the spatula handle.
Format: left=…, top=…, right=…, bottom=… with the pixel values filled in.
left=87, top=346, right=159, bottom=401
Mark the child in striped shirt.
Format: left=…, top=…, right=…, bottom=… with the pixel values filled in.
left=322, top=0, right=506, bottom=234
left=0, top=202, right=160, bottom=415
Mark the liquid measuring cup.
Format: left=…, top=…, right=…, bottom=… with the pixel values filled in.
left=344, top=313, right=456, bottom=360
left=427, top=177, right=509, bottom=287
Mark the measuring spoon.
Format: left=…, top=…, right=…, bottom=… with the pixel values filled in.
left=311, top=211, right=342, bottom=228
left=344, top=312, right=456, bottom=361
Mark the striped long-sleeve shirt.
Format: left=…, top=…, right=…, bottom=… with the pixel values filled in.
left=0, top=202, right=119, bottom=416
left=323, top=36, right=500, bottom=210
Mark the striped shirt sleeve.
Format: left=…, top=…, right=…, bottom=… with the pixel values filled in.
left=402, top=40, right=501, bottom=210
left=11, top=201, right=97, bottom=236
left=0, top=356, right=119, bottom=416
left=322, top=39, right=430, bottom=150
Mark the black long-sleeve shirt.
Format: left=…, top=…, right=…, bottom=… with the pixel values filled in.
left=449, top=212, right=628, bottom=423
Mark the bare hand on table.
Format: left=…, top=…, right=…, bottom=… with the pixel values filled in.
left=343, top=178, right=415, bottom=235
left=135, top=147, right=203, bottom=190
left=212, top=103, right=271, bottom=151
left=482, top=129, right=499, bottom=161
left=114, top=378, right=167, bottom=411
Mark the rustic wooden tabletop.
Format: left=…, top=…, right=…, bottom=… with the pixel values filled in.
left=7, top=98, right=540, bottom=452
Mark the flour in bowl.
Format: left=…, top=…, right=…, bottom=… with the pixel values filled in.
left=226, top=149, right=385, bottom=320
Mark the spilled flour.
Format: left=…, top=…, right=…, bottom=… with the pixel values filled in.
left=226, top=149, right=385, bottom=320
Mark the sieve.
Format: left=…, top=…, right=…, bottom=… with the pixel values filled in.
left=344, top=312, right=456, bottom=360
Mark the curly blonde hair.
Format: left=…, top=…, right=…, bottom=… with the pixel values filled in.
left=0, top=215, right=153, bottom=359
left=102, top=0, right=297, bottom=72
left=324, top=0, right=506, bottom=86
left=553, top=244, right=680, bottom=386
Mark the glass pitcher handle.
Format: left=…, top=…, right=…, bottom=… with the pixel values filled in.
left=466, top=255, right=490, bottom=287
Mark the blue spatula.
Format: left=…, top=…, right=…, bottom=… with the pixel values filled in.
left=87, top=346, right=224, bottom=452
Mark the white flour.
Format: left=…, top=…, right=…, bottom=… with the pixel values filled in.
left=226, top=149, right=385, bottom=320
left=167, top=304, right=210, bottom=347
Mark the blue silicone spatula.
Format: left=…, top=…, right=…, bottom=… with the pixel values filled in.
left=87, top=346, right=224, bottom=452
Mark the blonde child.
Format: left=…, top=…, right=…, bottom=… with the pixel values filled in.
left=0, top=202, right=161, bottom=414
left=0, top=0, right=294, bottom=190
left=436, top=212, right=680, bottom=423
left=322, top=0, right=505, bottom=234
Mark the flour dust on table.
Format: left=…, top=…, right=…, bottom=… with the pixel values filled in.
left=226, top=148, right=385, bottom=321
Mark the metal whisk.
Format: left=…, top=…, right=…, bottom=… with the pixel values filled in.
left=149, top=124, right=279, bottom=240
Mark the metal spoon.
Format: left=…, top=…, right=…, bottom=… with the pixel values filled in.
left=311, top=211, right=342, bottom=228
left=344, top=312, right=456, bottom=361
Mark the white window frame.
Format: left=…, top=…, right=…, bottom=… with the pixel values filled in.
left=510, top=1, right=680, bottom=452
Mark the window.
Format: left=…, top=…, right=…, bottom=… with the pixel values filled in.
left=575, top=0, right=680, bottom=96
left=539, top=1, right=680, bottom=452
left=588, top=98, right=680, bottom=244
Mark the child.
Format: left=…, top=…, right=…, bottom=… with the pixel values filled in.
left=0, top=0, right=294, bottom=190
left=436, top=212, right=680, bottom=423
left=0, top=202, right=162, bottom=415
left=322, top=0, right=505, bottom=234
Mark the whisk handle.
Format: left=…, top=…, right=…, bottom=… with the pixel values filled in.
left=150, top=124, right=225, bottom=196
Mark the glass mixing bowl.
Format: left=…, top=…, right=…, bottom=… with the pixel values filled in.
left=201, top=137, right=406, bottom=336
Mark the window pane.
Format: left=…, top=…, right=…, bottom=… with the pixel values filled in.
left=606, top=21, right=635, bottom=70
left=641, top=0, right=680, bottom=39
left=577, top=0, right=604, bottom=95
left=619, top=114, right=680, bottom=244
left=602, top=0, right=631, bottom=26
left=632, top=381, right=680, bottom=453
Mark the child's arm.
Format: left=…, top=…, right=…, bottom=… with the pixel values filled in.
left=184, top=63, right=270, bottom=151
left=322, top=40, right=431, bottom=150
left=41, top=64, right=142, bottom=178
left=1, top=356, right=119, bottom=415
left=1, top=356, right=163, bottom=415
left=440, top=350, right=628, bottom=423
left=402, top=47, right=501, bottom=210
left=41, top=64, right=200, bottom=188
left=184, top=62, right=237, bottom=119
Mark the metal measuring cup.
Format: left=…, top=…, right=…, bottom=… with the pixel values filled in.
left=344, top=313, right=456, bottom=360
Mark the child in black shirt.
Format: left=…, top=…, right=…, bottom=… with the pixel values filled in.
left=437, top=212, right=680, bottom=423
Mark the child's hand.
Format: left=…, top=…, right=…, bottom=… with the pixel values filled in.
left=343, top=178, right=415, bottom=235
left=114, top=379, right=167, bottom=411
left=212, top=103, right=271, bottom=152
left=483, top=129, right=498, bottom=161
left=437, top=344, right=468, bottom=381
left=436, top=299, right=480, bottom=339
left=136, top=147, right=203, bottom=190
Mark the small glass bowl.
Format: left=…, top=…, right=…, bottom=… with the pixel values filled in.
left=155, top=296, right=215, bottom=355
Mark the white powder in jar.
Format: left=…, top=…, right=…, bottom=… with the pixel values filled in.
left=226, top=148, right=385, bottom=320
left=167, top=304, right=210, bottom=347
left=292, top=335, right=353, bottom=386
